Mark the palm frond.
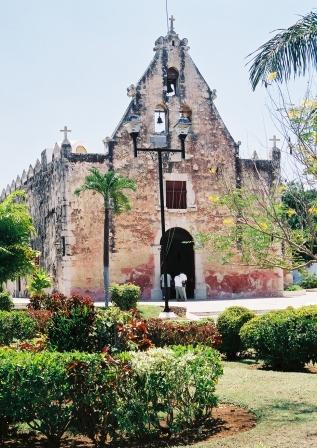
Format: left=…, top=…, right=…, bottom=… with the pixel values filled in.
left=248, top=11, right=317, bottom=90
left=75, top=168, right=136, bottom=213
left=113, top=177, right=137, bottom=192
left=112, top=191, right=132, bottom=214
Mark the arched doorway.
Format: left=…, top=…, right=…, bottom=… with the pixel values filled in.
left=160, top=227, right=195, bottom=298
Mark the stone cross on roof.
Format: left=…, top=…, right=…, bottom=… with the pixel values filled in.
left=269, top=135, right=280, bottom=149
left=169, top=15, right=175, bottom=33
left=60, top=125, right=71, bottom=145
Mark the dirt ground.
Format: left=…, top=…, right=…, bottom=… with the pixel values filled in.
left=2, top=404, right=256, bottom=447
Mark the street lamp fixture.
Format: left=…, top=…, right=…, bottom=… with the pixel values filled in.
left=124, top=114, right=142, bottom=157
left=125, top=113, right=191, bottom=315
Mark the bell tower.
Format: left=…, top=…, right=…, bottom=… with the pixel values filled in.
left=104, top=19, right=282, bottom=300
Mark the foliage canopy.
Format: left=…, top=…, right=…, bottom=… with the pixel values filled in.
left=0, top=190, right=36, bottom=286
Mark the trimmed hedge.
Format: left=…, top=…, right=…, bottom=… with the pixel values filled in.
left=0, top=291, right=13, bottom=311
left=0, top=311, right=37, bottom=345
left=146, top=318, right=222, bottom=349
left=110, top=283, right=140, bottom=310
left=217, top=306, right=255, bottom=359
left=0, top=346, right=223, bottom=446
left=240, top=306, right=317, bottom=370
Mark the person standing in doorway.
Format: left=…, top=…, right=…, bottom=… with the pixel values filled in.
left=160, top=272, right=172, bottom=300
left=174, top=272, right=187, bottom=301
left=179, top=272, right=187, bottom=300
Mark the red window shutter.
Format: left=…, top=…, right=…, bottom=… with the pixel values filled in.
left=166, top=181, right=187, bottom=209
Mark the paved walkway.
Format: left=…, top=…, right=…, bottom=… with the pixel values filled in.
left=13, top=290, right=317, bottom=316
left=138, top=291, right=317, bottom=317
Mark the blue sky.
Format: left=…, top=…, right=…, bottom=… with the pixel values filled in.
left=0, top=0, right=315, bottom=189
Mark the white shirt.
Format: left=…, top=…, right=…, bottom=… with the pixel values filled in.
left=160, top=273, right=171, bottom=287
left=174, top=274, right=187, bottom=287
left=174, top=275, right=182, bottom=287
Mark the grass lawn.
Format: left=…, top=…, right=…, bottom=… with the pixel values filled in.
left=180, top=360, right=317, bottom=448
left=137, top=304, right=163, bottom=319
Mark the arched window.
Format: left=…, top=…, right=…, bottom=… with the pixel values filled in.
left=154, top=105, right=167, bottom=133
left=167, top=68, right=179, bottom=97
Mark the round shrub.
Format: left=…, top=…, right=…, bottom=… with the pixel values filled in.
left=299, top=270, right=317, bottom=289
left=0, top=311, right=37, bottom=345
left=0, top=291, right=13, bottom=311
left=110, top=283, right=140, bottom=310
left=240, top=306, right=317, bottom=370
left=216, top=306, right=255, bottom=359
left=146, top=318, right=221, bottom=349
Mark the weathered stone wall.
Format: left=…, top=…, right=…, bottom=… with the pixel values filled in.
left=64, top=153, right=107, bottom=299
left=2, top=146, right=107, bottom=298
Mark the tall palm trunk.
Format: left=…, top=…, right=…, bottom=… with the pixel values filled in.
left=103, top=205, right=110, bottom=307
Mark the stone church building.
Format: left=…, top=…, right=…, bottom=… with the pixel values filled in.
left=2, top=20, right=283, bottom=300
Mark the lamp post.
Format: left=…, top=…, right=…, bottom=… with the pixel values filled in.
left=125, top=114, right=191, bottom=315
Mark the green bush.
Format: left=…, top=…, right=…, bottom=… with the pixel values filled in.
left=216, top=306, right=255, bottom=359
left=0, top=349, right=104, bottom=447
left=110, top=283, right=140, bottom=310
left=0, top=346, right=223, bottom=445
left=47, top=304, right=150, bottom=354
left=0, top=291, right=13, bottom=311
left=240, top=306, right=317, bottom=370
left=299, top=270, right=317, bottom=289
left=47, top=299, right=95, bottom=352
left=146, top=318, right=221, bottom=349
left=120, top=346, right=223, bottom=436
left=94, top=307, right=134, bottom=353
left=284, top=284, right=304, bottom=291
left=0, top=311, right=37, bottom=345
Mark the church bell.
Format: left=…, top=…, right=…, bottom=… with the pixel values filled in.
left=157, top=112, right=163, bottom=124
left=167, top=83, right=174, bottom=94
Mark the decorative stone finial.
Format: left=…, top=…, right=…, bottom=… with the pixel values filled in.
left=269, top=135, right=280, bottom=149
left=252, top=150, right=259, bottom=161
left=16, top=175, right=21, bottom=188
left=169, top=15, right=176, bottom=34
left=21, top=170, right=27, bottom=184
left=60, top=125, right=71, bottom=146
left=127, top=84, right=137, bottom=98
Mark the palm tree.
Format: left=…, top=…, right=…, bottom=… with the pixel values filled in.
left=248, top=11, right=317, bottom=90
left=75, top=168, right=136, bottom=306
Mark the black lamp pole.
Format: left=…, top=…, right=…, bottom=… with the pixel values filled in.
left=129, top=130, right=188, bottom=313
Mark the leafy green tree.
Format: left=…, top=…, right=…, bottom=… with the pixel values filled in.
left=75, top=168, right=136, bottom=306
left=198, top=180, right=317, bottom=270
left=198, top=91, right=317, bottom=271
left=248, top=11, right=317, bottom=89
left=0, top=190, right=36, bottom=289
left=281, top=183, right=317, bottom=261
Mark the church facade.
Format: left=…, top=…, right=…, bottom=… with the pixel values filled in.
left=2, top=22, right=283, bottom=300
